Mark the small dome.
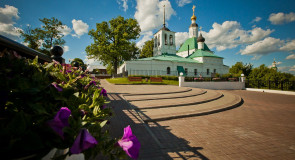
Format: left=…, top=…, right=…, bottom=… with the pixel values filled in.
left=197, top=33, right=205, bottom=42
left=191, top=15, right=196, bottom=20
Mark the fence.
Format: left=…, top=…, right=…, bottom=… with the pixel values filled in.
left=245, top=80, right=295, bottom=91
left=127, top=69, right=220, bottom=77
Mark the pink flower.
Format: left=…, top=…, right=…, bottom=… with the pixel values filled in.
left=117, top=125, right=140, bottom=159
left=48, top=107, right=71, bottom=138
left=70, top=129, right=98, bottom=154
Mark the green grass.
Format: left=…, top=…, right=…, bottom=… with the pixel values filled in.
left=106, top=77, right=179, bottom=85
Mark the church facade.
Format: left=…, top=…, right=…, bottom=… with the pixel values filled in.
left=118, top=6, right=229, bottom=77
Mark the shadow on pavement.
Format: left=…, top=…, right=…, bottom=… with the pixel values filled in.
left=104, top=93, right=209, bottom=160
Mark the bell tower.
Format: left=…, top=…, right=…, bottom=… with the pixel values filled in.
left=153, top=5, right=176, bottom=56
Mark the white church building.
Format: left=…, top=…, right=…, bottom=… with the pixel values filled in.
left=118, top=6, right=229, bottom=77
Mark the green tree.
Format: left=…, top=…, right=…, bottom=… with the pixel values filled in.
left=20, top=17, right=65, bottom=56
left=86, top=16, right=141, bottom=75
left=229, top=62, right=253, bottom=77
left=248, top=64, right=294, bottom=81
left=139, top=39, right=154, bottom=58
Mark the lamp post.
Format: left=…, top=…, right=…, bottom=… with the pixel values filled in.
left=179, top=72, right=184, bottom=87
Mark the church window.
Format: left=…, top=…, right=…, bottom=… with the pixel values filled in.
left=185, top=68, right=188, bottom=75
left=214, top=69, right=216, bottom=73
left=194, top=69, right=197, bottom=75
left=207, top=69, right=210, bottom=75
left=158, top=35, right=160, bottom=46
left=154, top=37, right=157, bottom=47
left=169, top=35, right=173, bottom=45
left=165, top=34, right=168, bottom=45
left=167, top=67, right=171, bottom=74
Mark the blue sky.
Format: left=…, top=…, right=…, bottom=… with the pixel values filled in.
left=1, top=0, right=295, bottom=74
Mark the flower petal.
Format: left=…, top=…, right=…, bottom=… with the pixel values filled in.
left=70, top=129, right=98, bottom=154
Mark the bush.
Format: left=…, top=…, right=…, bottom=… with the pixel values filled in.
left=0, top=50, right=139, bottom=159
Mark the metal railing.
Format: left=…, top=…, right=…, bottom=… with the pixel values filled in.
left=245, top=80, right=295, bottom=91
left=127, top=69, right=219, bottom=77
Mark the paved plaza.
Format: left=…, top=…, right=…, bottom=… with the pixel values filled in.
left=101, top=79, right=295, bottom=160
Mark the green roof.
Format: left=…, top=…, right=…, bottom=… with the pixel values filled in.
left=134, top=54, right=201, bottom=63
left=177, top=37, right=211, bottom=52
left=187, top=49, right=223, bottom=59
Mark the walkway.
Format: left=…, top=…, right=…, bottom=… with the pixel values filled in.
left=101, top=79, right=295, bottom=160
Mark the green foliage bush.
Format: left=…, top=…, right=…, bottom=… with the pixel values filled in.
left=0, top=51, right=127, bottom=159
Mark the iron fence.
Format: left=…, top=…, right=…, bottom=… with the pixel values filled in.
left=245, top=80, right=295, bottom=91
left=126, top=69, right=220, bottom=77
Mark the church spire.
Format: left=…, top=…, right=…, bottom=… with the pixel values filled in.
left=163, top=5, right=166, bottom=27
left=189, top=4, right=198, bottom=38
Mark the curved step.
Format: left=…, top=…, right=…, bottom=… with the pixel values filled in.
left=123, top=88, right=192, bottom=96
left=138, top=92, right=243, bottom=122
left=129, top=90, right=223, bottom=109
left=126, top=88, right=206, bottom=101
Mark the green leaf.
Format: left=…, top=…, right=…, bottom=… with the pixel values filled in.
left=100, top=120, right=108, bottom=128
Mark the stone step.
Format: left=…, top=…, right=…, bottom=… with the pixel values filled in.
left=128, top=90, right=223, bottom=109
left=136, top=92, right=242, bottom=122
left=125, top=88, right=206, bottom=101
left=123, top=88, right=192, bottom=96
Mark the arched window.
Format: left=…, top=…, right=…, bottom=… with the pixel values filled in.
left=167, top=67, right=170, bottom=74
left=154, top=37, right=157, bottom=47
left=158, top=35, right=160, bottom=46
left=207, top=69, right=210, bottom=75
left=214, top=69, right=216, bottom=73
left=169, top=35, right=173, bottom=45
left=194, top=69, right=197, bottom=75
left=185, top=68, right=188, bottom=75
left=165, top=34, right=168, bottom=45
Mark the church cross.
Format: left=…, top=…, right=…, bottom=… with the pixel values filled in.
left=192, top=5, right=196, bottom=15
left=163, top=5, right=166, bottom=27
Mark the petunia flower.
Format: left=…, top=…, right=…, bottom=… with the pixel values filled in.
left=48, top=107, right=71, bottom=138
left=51, top=82, right=63, bottom=92
left=70, top=129, right=98, bottom=154
left=117, top=125, right=140, bottom=159
left=101, top=88, right=107, bottom=97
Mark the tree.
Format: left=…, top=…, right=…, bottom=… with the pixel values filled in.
left=86, top=16, right=141, bottom=75
left=71, top=58, right=87, bottom=70
left=20, top=17, right=65, bottom=56
left=229, top=62, right=253, bottom=77
left=139, top=39, right=154, bottom=58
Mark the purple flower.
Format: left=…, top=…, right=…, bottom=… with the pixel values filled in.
left=117, top=125, right=140, bottom=159
left=101, top=88, right=107, bottom=97
left=80, top=74, right=85, bottom=78
left=70, top=129, right=98, bottom=154
left=100, top=105, right=107, bottom=110
left=89, top=81, right=96, bottom=86
left=51, top=82, right=63, bottom=92
left=48, top=107, right=71, bottom=138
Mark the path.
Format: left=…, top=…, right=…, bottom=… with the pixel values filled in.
left=101, top=79, right=295, bottom=160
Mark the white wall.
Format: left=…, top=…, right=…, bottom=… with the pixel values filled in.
left=181, top=81, right=245, bottom=90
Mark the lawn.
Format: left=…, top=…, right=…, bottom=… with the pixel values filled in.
left=106, top=77, right=179, bottom=85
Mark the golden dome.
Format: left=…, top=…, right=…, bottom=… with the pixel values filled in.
left=191, top=15, right=196, bottom=20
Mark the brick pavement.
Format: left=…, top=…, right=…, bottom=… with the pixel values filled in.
left=100, top=79, right=295, bottom=160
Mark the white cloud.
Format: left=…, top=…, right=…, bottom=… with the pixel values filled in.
left=117, top=0, right=128, bottom=12
left=176, top=0, right=192, bottom=7
left=280, top=40, right=295, bottom=51
left=72, top=19, right=89, bottom=38
left=269, top=12, right=295, bottom=25
left=0, top=5, right=19, bottom=24
left=286, top=54, right=295, bottom=59
left=136, top=31, right=153, bottom=48
left=251, top=17, right=262, bottom=23
left=63, top=46, right=69, bottom=52
left=175, top=32, right=189, bottom=48
left=84, top=56, right=106, bottom=71
left=58, top=25, right=72, bottom=36
left=201, top=21, right=273, bottom=51
left=0, top=5, right=22, bottom=40
left=134, top=0, right=176, bottom=32
left=240, top=37, right=283, bottom=56
left=278, top=65, right=295, bottom=74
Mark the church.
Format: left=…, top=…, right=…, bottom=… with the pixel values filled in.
left=118, top=5, right=229, bottom=77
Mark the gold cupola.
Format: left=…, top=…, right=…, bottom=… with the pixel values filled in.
left=191, top=5, right=197, bottom=20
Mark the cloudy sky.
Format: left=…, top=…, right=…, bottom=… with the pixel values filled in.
left=1, top=0, right=295, bottom=74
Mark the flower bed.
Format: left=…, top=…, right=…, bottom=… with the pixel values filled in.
left=0, top=50, right=140, bottom=159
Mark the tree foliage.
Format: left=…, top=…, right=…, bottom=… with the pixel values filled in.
left=20, top=17, right=65, bottom=56
left=139, top=39, right=154, bottom=58
left=86, top=16, right=141, bottom=75
left=248, top=64, right=294, bottom=81
left=229, top=62, right=253, bottom=77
